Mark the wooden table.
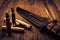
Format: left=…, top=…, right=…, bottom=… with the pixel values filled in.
left=0, top=0, right=60, bottom=40
left=0, top=23, right=57, bottom=40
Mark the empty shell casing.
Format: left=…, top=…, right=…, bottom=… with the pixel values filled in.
left=2, top=26, right=24, bottom=32
left=16, top=19, right=32, bottom=29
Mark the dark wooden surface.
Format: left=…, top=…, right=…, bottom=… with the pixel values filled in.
left=0, top=0, right=60, bottom=40
left=0, top=25, right=56, bottom=40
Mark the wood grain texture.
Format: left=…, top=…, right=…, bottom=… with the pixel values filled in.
left=0, top=0, right=60, bottom=40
